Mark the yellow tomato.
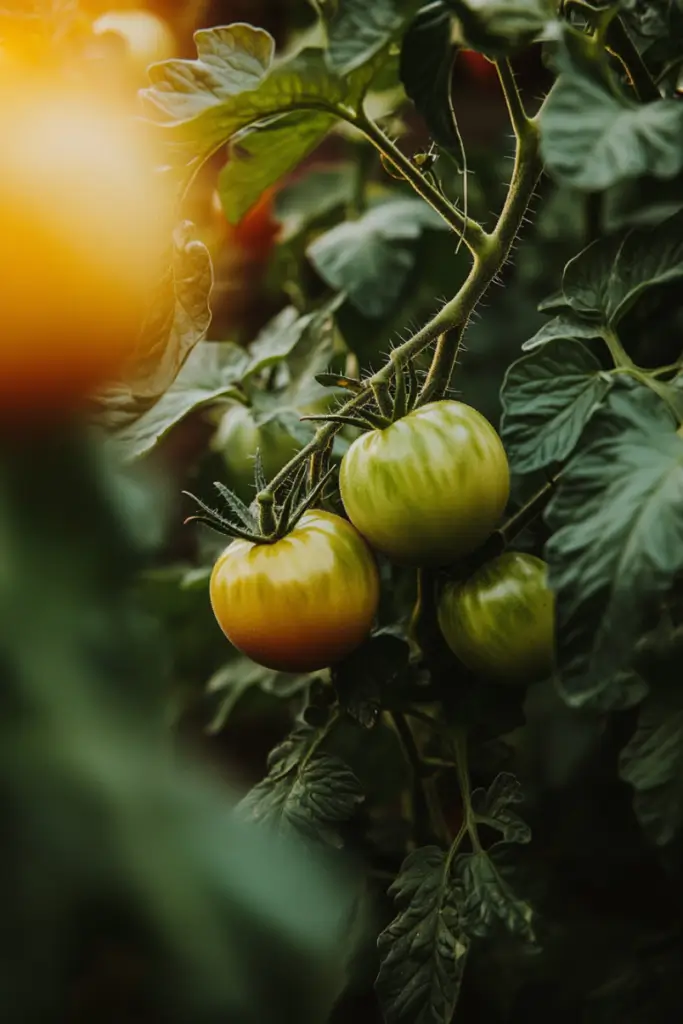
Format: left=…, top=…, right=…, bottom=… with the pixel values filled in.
left=0, top=76, right=170, bottom=423
left=210, top=511, right=380, bottom=672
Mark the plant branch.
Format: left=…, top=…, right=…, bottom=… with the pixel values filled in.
left=496, top=60, right=530, bottom=141
left=352, top=109, right=489, bottom=259
left=244, top=88, right=546, bottom=518
left=391, top=711, right=434, bottom=846
left=419, top=326, right=465, bottom=404
left=453, top=729, right=482, bottom=853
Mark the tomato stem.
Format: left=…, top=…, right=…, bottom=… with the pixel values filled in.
left=419, top=325, right=465, bottom=404
left=390, top=711, right=436, bottom=846
left=352, top=109, right=489, bottom=259
left=453, top=729, right=483, bottom=853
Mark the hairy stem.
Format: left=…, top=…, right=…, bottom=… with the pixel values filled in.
left=352, top=110, right=489, bottom=259
left=420, top=326, right=465, bottom=404
left=264, top=83, right=545, bottom=509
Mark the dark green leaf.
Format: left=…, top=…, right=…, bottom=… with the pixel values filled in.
left=541, top=53, right=683, bottom=190
left=445, top=0, right=553, bottom=58
left=619, top=685, right=683, bottom=846
left=218, top=111, right=335, bottom=225
left=376, top=846, right=469, bottom=1024
left=206, top=656, right=317, bottom=734
left=456, top=850, right=535, bottom=941
left=113, top=342, right=248, bottom=460
left=500, top=339, right=613, bottom=474
left=238, top=728, right=364, bottom=847
left=400, top=2, right=461, bottom=158
left=521, top=313, right=604, bottom=352
left=275, top=164, right=356, bottom=241
left=332, top=632, right=411, bottom=728
left=563, top=208, right=683, bottom=327
left=545, top=415, right=683, bottom=706
left=307, top=197, right=447, bottom=318
left=471, top=772, right=532, bottom=845
left=325, top=0, right=422, bottom=74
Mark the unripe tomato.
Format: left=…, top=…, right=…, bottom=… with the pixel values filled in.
left=438, top=552, right=555, bottom=683
left=215, top=404, right=302, bottom=501
left=339, top=401, right=510, bottom=566
left=0, top=77, right=170, bottom=424
left=92, top=9, right=176, bottom=85
left=210, top=511, right=380, bottom=672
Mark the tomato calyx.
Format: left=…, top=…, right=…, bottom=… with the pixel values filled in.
left=183, top=455, right=335, bottom=544
left=303, top=361, right=421, bottom=433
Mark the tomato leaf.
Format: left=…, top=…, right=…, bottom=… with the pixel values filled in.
left=456, top=850, right=535, bottom=941
left=96, top=222, right=213, bottom=430
left=500, top=339, right=613, bottom=474
left=520, top=313, right=604, bottom=353
left=324, top=0, right=423, bottom=74
left=332, top=633, right=412, bottom=728
left=375, top=846, right=470, bottom=1024
left=113, top=342, right=248, bottom=461
left=619, top=684, right=683, bottom=848
left=307, top=197, right=447, bottom=318
left=142, top=25, right=374, bottom=189
left=444, top=0, right=555, bottom=59
left=274, top=164, right=357, bottom=242
left=540, top=36, right=683, bottom=191
left=238, top=727, right=364, bottom=848
left=562, top=208, right=683, bottom=327
left=217, top=111, right=336, bottom=225
left=399, top=2, right=462, bottom=160
left=206, top=655, right=317, bottom=735
left=471, top=772, right=532, bottom=845
left=545, top=407, right=683, bottom=707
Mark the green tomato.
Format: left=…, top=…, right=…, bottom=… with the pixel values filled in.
left=438, top=552, right=555, bottom=683
left=216, top=404, right=300, bottom=501
left=339, top=400, right=510, bottom=566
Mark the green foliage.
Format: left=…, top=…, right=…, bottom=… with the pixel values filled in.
left=501, top=339, right=613, bottom=473
left=307, top=196, right=448, bottom=318
left=375, top=846, right=469, bottom=1024
left=10, top=0, right=683, bottom=1020
left=541, top=29, right=683, bottom=190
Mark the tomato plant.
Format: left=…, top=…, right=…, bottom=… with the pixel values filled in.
left=339, top=400, right=510, bottom=566
left=438, top=551, right=554, bottom=682
left=7, top=1, right=683, bottom=1023
left=210, top=510, right=380, bottom=672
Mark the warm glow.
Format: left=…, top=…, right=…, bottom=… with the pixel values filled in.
left=92, top=10, right=176, bottom=84
left=0, top=73, right=172, bottom=420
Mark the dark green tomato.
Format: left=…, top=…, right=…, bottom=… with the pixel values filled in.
left=339, top=400, right=510, bottom=566
left=215, top=404, right=301, bottom=501
left=438, top=551, right=554, bottom=684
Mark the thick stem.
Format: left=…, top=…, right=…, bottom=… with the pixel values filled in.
left=353, top=111, right=489, bottom=259
left=453, top=730, right=482, bottom=853
left=420, top=326, right=465, bottom=404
